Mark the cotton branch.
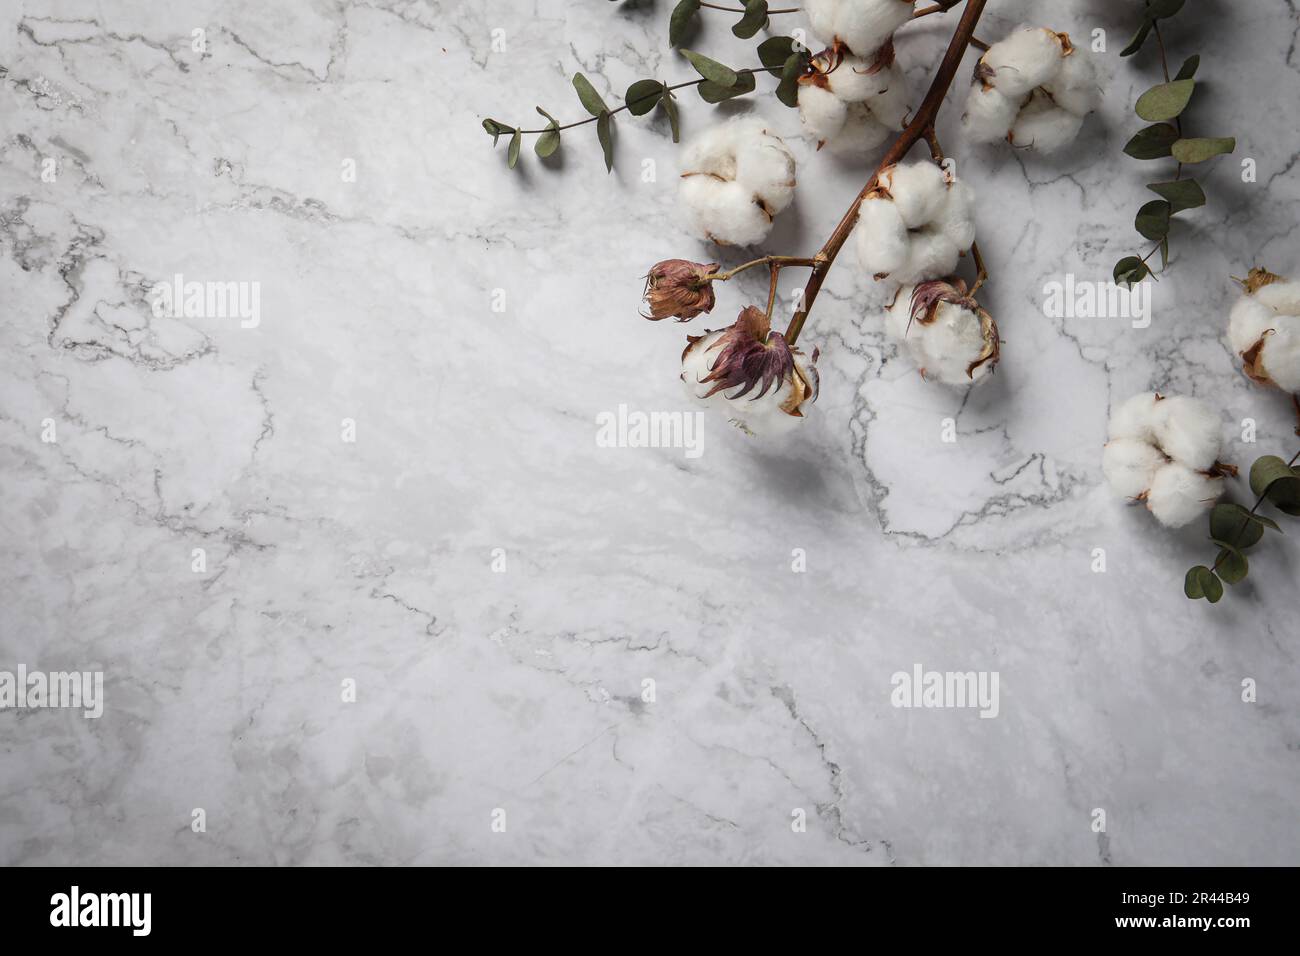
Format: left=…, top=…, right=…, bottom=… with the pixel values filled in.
left=785, top=0, right=989, bottom=345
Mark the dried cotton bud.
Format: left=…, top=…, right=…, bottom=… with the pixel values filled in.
left=797, top=46, right=910, bottom=154
left=854, top=161, right=976, bottom=285
left=806, top=0, right=917, bottom=60
left=642, top=259, right=718, bottom=321
left=681, top=306, right=820, bottom=435
left=961, top=27, right=1099, bottom=153
left=1102, top=392, right=1231, bottom=528
left=1228, top=267, right=1300, bottom=394
left=679, top=119, right=796, bottom=247
left=885, top=279, right=999, bottom=385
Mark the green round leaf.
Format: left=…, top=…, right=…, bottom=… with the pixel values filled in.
left=1147, top=0, right=1185, bottom=20
left=1175, top=54, right=1200, bottom=80
left=535, top=123, right=560, bottom=158
left=1214, top=545, right=1249, bottom=585
left=1184, top=565, right=1208, bottom=599
left=1124, top=124, right=1179, bottom=160
left=1135, top=200, right=1171, bottom=240
left=507, top=128, right=522, bottom=169
left=758, top=36, right=796, bottom=71
left=1146, top=179, right=1205, bottom=213
left=1202, top=568, right=1224, bottom=603
left=1113, top=256, right=1149, bottom=285
left=1120, top=20, right=1153, bottom=57
left=1209, top=502, right=1265, bottom=550
left=596, top=110, right=614, bottom=173
left=669, top=0, right=701, bottom=48
left=625, top=79, right=665, bottom=116
left=1248, top=455, right=1300, bottom=513
left=775, top=52, right=801, bottom=108
left=698, top=71, right=756, bottom=103
left=1171, top=136, right=1236, bottom=164
left=660, top=92, right=681, bottom=143
left=680, top=49, right=739, bottom=87
left=1136, top=79, right=1195, bottom=122
left=733, top=0, right=769, bottom=39
left=572, top=73, right=610, bottom=117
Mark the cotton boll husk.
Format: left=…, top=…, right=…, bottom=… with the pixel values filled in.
left=855, top=196, right=909, bottom=276
left=1256, top=325, right=1300, bottom=392
left=914, top=301, right=992, bottom=385
left=897, top=228, right=960, bottom=285
left=935, top=180, right=975, bottom=250
left=1043, top=49, right=1100, bottom=116
left=1009, top=92, right=1083, bottom=152
left=1103, top=439, right=1168, bottom=500
left=735, top=131, right=797, bottom=214
left=880, top=162, right=948, bottom=228
left=680, top=331, right=818, bottom=435
left=1151, top=395, right=1222, bottom=471
left=981, top=27, right=1065, bottom=98
left=962, top=85, right=1020, bottom=143
left=826, top=103, right=891, bottom=153
left=1146, top=463, right=1223, bottom=529
left=1227, top=295, right=1277, bottom=356
left=680, top=176, right=772, bottom=246
left=808, top=0, right=915, bottom=58
left=1254, top=279, right=1300, bottom=315
left=798, top=83, right=850, bottom=144
left=1108, top=391, right=1160, bottom=443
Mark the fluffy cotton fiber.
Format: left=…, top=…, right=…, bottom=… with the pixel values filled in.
left=806, top=0, right=916, bottom=59
left=1228, top=269, right=1300, bottom=393
left=885, top=281, right=998, bottom=385
left=854, top=161, right=975, bottom=284
left=798, top=54, right=910, bottom=154
left=1102, top=392, right=1226, bottom=528
left=679, top=118, right=796, bottom=246
left=961, top=26, right=1099, bottom=153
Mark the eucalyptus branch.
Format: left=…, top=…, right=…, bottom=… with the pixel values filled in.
left=699, top=2, right=799, bottom=13
left=784, top=0, right=988, bottom=346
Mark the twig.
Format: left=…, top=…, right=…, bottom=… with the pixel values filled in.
left=785, top=0, right=988, bottom=346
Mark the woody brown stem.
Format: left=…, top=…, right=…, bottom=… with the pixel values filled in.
left=785, top=0, right=988, bottom=346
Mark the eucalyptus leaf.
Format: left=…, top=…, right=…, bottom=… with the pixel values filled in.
left=758, top=36, right=796, bottom=72
left=775, top=52, right=801, bottom=108
left=1248, top=455, right=1300, bottom=511
left=1124, top=124, right=1179, bottom=160
left=1209, top=502, right=1265, bottom=550
left=733, top=0, right=769, bottom=39
left=596, top=110, right=614, bottom=172
left=680, top=49, right=739, bottom=87
left=1120, top=20, right=1152, bottom=57
left=1184, top=565, right=1205, bottom=599
left=625, top=79, right=665, bottom=116
left=1175, top=54, right=1200, bottom=80
left=669, top=0, right=701, bottom=48
left=1147, top=0, right=1185, bottom=20
left=1171, top=136, right=1236, bottom=163
left=1146, top=179, right=1205, bottom=213
left=1202, top=568, right=1224, bottom=603
left=535, top=123, right=560, bottom=158
left=507, top=128, right=522, bottom=169
left=1135, top=199, right=1171, bottom=240
left=1113, top=256, right=1149, bottom=285
left=1214, top=545, right=1249, bottom=585
left=660, top=92, right=681, bottom=143
left=698, top=71, right=756, bottom=103
left=483, top=118, right=510, bottom=144
left=1136, top=79, right=1195, bottom=122
left=572, top=73, right=609, bottom=117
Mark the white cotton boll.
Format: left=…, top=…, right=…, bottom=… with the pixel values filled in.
left=1043, top=49, right=1100, bottom=116
left=880, top=162, right=948, bottom=229
left=1108, top=391, right=1160, bottom=443
left=826, top=55, right=885, bottom=102
left=1254, top=279, right=1300, bottom=315
left=884, top=285, right=916, bottom=343
left=1146, top=463, right=1223, bottom=529
left=855, top=196, right=909, bottom=276
left=962, top=85, right=1019, bottom=144
left=1103, top=439, right=1168, bottom=500
left=735, top=131, right=797, bottom=214
left=935, top=179, right=975, bottom=250
left=897, top=228, right=960, bottom=285
left=680, top=329, right=819, bottom=435
left=798, top=83, right=850, bottom=145
left=681, top=330, right=727, bottom=404
left=1260, top=325, right=1300, bottom=392
left=981, top=27, right=1065, bottom=98
left=914, top=301, right=992, bottom=385
left=1009, top=93, right=1084, bottom=153
left=865, top=61, right=911, bottom=129
left=808, top=0, right=916, bottom=58
left=679, top=120, right=796, bottom=245
left=1227, top=295, right=1276, bottom=356
left=827, top=103, right=892, bottom=153
left=1151, top=395, right=1222, bottom=472
left=679, top=176, right=771, bottom=246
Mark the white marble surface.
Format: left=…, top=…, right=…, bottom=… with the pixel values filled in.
left=2, top=0, right=1299, bottom=865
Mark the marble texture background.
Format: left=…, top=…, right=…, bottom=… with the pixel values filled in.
left=1, top=0, right=1298, bottom=866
